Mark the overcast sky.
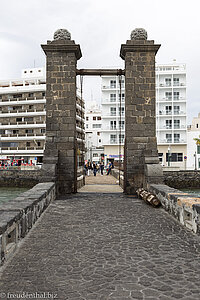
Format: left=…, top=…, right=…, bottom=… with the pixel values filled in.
left=1, top=0, right=200, bottom=123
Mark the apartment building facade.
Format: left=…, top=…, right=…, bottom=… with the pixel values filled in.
left=0, top=67, right=85, bottom=167
left=101, top=62, right=187, bottom=169
left=101, top=76, right=125, bottom=165
left=156, top=63, right=187, bottom=169
left=85, top=102, right=104, bottom=163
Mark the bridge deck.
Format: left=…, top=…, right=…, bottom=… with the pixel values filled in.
left=79, top=173, right=123, bottom=193
left=0, top=179, right=200, bottom=300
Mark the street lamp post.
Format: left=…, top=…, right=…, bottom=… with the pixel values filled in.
left=194, top=151, right=197, bottom=170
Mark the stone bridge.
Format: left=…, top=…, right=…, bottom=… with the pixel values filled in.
left=0, top=174, right=200, bottom=299
left=0, top=29, right=200, bottom=299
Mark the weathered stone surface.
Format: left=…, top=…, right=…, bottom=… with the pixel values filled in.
left=121, top=34, right=163, bottom=193
left=149, top=184, right=200, bottom=234
left=164, top=170, right=200, bottom=189
left=130, top=28, right=148, bottom=40
left=41, top=34, right=82, bottom=195
left=0, top=169, right=40, bottom=187
left=0, top=192, right=200, bottom=299
left=0, top=182, right=56, bottom=266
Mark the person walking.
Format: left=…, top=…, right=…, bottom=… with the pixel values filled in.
left=93, top=162, right=97, bottom=176
left=100, top=162, right=104, bottom=176
left=107, top=162, right=112, bottom=175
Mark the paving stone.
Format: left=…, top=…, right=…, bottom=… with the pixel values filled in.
left=0, top=192, right=200, bottom=300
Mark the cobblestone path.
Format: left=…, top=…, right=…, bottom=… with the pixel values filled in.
left=0, top=192, right=200, bottom=300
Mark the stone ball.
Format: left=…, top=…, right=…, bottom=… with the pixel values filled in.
left=130, top=28, right=148, bottom=40
left=53, top=29, right=71, bottom=40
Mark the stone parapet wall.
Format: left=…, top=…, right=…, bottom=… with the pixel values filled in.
left=0, top=169, right=41, bottom=187
left=0, top=182, right=56, bottom=267
left=149, top=184, right=200, bottom=235
left=164, top=170, right=200, bottom=189
left=111, top=169, right=124, bottom=189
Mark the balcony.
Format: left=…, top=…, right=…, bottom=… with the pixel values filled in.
left=101, top=98, right=125, bottom=104
left=102, top=125, right=125, bottom=131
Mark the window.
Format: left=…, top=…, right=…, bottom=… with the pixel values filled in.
left=29, top=105, right=33, bottom=109
left=25, top=129, right=33, bottom=134
left=28, top=93, right=34, bottom=97
left=37, top=141, right=41, bottom=147
left=110, top=134, right=117, bottom=143
left=197, top=146, right=200, bottom=154
left=13, top=94, right=22, bottom=98
left=24, top=117, right=33, bottom=122
left=166, top=133, right=172, bottom=143
left=196, top=124, right=199, bottom=129
left=158, top=153, right=163, bottom=163
left=121, top=80, right=125, bottom=88
left=119, top=107, right=125, bottom=116
left=173, top=78, right=179, bottom=86
left=0, top=130, right=5, bottom=134
left=165, top=120, right=172, bottom=129
left=26, top=142, right=30, bottom=147
left=0, top=142, right=18, bottom=148
left=110, top=94, right=116, bottom=102
left=119, top=93, right=125, bottom=101
left=165, top=106, right=172, bottom=115
left=110, top=80, right=116, bottom=88
left=86, top=117, right=89, bottom=121
left=165, top=92, right=172, bottom=100
left=13, top=130, right=19, bottom=134
left=86, top=124, right=88, bottom=129
left=93, top=153, right=98, bottom=157
left=166, top=153, right=183, bottom=162
left=99, top=139, right=101, bottom=143
left=165, top=78, right=171, bottom=86
left=42, top=92, right=45, bottom=97
left=110, top=107, right=116, bottom=116
left=41, top=129, right=46, bottom=133
left=174, top=133, right=180, bottom=143
left=97, top=116, right=101, bottom=120
left=119, top=134, right=125, bottom=143
left=92, top=124, right=101, bottom=128
left=110, top=121, right=116, bottom=130
left=174, top=91, right=179, bottom=100
left=119, top=120, right=125, bottom=129
left=174, top=105, right=180, bottom=114
left=16, top=118, right=22, bottom=122
left=97, top=132, right=100, bottom=136
left=93, top=117, right=96, bottom=120
left=174, top=120, right=180, bottom=129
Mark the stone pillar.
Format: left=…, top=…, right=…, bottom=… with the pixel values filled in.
left=120, top=28, right=163, bottom=194
left=41, top=29, right=82, bottom=195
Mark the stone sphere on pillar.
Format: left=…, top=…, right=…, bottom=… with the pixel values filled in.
left=130, top=28, right=148, bottom=40
left=53, top=29, right=71, bottom=40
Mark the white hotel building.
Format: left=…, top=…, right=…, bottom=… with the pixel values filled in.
left=0, top=67, right=85, bottom=166
left=101, top=62, right=187, bottom=169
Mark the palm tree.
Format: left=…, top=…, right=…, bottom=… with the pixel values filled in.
left=194, top=136, right=200, bottom=145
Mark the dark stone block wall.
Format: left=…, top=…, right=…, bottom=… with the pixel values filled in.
left=164, top=170, right=200, bottom=189
left=41, top=38, right=82, bottom=195
left=120, top=35, right=163, bottom=194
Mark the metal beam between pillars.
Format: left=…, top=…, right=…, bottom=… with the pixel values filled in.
left=76, top=69, right=125, bottom=76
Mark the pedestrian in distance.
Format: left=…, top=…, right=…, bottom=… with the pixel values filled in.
left=93, top=162, right=97, bottom=176
left=107, top=162, right=112, bottom=175
left=100, top=162, right=104, bottom=176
